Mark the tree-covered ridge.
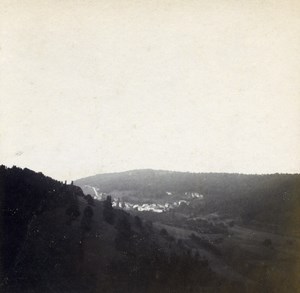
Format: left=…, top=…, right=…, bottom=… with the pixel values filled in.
left=0, top=165, right=79, bottom=273
left=75, top=169, right=300, bottom=195
left=75, top=169, right=300, bottom=231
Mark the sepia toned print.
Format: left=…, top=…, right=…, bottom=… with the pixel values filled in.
left=0, top=1, right=299, bottom=292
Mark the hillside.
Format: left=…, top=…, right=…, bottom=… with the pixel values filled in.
left=75, top=169, right=300, bottom=194
left=75, top=169, right=300, bottom=292
left=0, top=166, right=227, bottom=293
left=75, top=169, right=300, bottom=231
left=2, top=166, right=299, bottom=292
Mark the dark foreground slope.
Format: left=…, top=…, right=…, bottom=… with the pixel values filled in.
left=0, top=166, right=234, bottom=293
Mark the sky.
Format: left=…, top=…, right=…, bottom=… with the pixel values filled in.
left=1, top=0, right=300, bottom=181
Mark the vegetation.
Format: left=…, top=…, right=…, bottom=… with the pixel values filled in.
left=76, top=169, right=300, bottom=234
left=0, top=165, right=221, bottom=293
left=103, top=195, right=115, bottom=224
left=76, top=169, right=300, bottom=292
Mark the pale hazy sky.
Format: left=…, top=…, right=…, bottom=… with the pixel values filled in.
left=1, top=0, right=300, bottom=180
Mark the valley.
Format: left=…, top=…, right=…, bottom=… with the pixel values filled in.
left=75, top=169, right=300, bottom=292
left=1, top=166, right=299, bottom=292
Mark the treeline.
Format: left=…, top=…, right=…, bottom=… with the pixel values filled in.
left=0, top=165, right=83, bottom=279
left=75, top=169, right=300, bottom=196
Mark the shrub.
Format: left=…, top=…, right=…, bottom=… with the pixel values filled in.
left=103, top=196, right=115, bottom=224
left=65, top=204, right=80, bottom=224
left=85, top=194, right=95, bottom=206
left=134, top=215, right=143, bottom=228
left=81, top=206, right=94, bottom=231
left=160, top=228, right=168, bottom=237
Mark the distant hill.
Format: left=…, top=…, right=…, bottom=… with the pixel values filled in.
left=75, top=169, right=300, bottom=196
left=75, top=169, right=300, bottom=232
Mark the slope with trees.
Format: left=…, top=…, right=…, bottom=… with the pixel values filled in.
left=0, top=166, right=226, bottom=293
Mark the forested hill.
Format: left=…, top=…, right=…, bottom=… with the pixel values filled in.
left=0, top=165, right=84, bottom=291
left=0, top=166, right=224, bottom=293
left=75, top=169, right=300, bottom=194
left=75, top=169, right=300, bottom=231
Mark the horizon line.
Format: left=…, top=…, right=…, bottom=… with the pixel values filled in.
left=2, top=164, right=299, bottom=182
left=74, top=168, right=300, bottom=181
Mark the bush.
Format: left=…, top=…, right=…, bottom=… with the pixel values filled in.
left=84, top=205, right=94, bottom=218
left=65, top=204, right=80, bottom=224
left=115, top=215, right=132, bottom=252
left=160, top=228, right=168, bottom=237
left=85, top=194, right=95, bottom=206
left=134, top=215, right=143, bottom=228
left=81, top=206, right=94, bottom=231
left=228, top=220, right=235, bottom=227
left=103, top=196, right=115, bottom=224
